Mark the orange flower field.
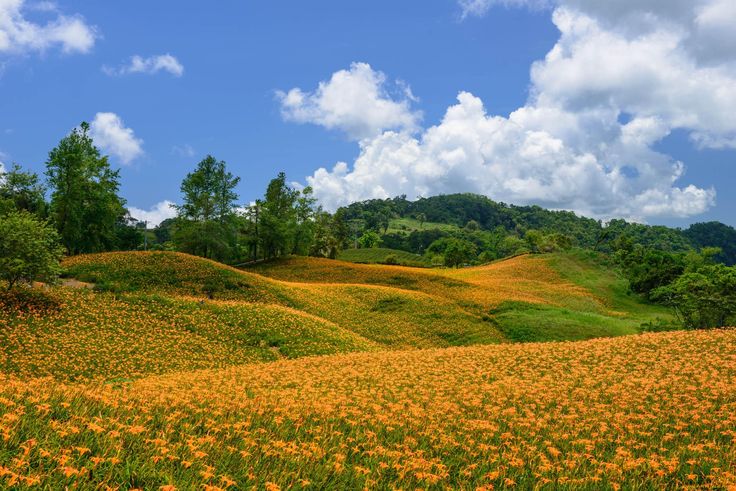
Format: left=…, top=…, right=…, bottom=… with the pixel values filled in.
left=1, top=329, right=735, bottom=489
left=0, top=251, right=729, bottom=488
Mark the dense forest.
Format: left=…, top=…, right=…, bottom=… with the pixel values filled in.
left=338, top=193, right=734, bottom=265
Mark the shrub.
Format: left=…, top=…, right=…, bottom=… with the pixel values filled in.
left=383, top=254, right=399, bottom=265
left=0, top=211, right=64, bottom=290
left=652, top=264, right=736, bottom=329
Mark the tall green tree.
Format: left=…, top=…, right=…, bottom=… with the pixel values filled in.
left=242, top=199, right=263, bottom=262
left=0, top=163, right=47, bottom=217
left=174, top=155, right=240, bottom=261
left=45, top=122, right=127, bottom=254
left=292, top=186, right=318, bottom=255
left=309, top=210, right=345, bottom=259
left=259, top=172, right=298, bottom=259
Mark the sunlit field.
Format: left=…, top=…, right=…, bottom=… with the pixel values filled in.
left=1, top=329, right=734, bottom=489
left=0, top=251, right=714, bottom=489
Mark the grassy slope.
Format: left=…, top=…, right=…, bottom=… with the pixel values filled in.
left=485, top=249, right=674, bottom=342
left=387, top=216, right=461, bottom=234
left=1, top=329, right=734, bottom=489
left=1, top=251, right=719, bottom=489
left=337, top=247, right=429, bottom=266
left=0, top=249, right=669, bottom=381
left=0, top=252, right=500, bottom=380
left=249, top=252, right=663, bottom=342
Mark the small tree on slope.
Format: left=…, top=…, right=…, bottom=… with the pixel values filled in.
left=0, top=211, right=64, bottom=290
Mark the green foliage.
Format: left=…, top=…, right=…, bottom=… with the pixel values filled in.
left=338, top=193, right=722, bottom=267
left=498, top=235, right=529, bottom=257
left=652, top=264, right=736, bottom=329
left=293, top=186, right=318, bottom=255
left=615, top=246, right=686, bottom=299
left=383, top=254, right=399, bottom=265
left=174, top=220, right=235, bottom=262
left=46, top=122, right=127, bottom=254
left=444, top=239, right=477, bottom=267
left=523, top=230, right=574, bottom=254
left=358, top=230, right=383, bottom=249
left=489, top=301, right=639, bottom=342
left=116, top=213, right=144, bottom=250
left=310, top=210, right=346, bottom=259
left=0, top=163, right=47, bottom=216
left=427, top=237, right=478, bottom=267
left=0, top=211, right=64, bottom=289
left=337, top=248, right=428, bottom=267
left=465, top=219, right=480, bottom=231
left=174, top=155, right=240, bottom=261
left=259, top=172, right=299, bottom=258
left=684, top=221, right=736, bottom=266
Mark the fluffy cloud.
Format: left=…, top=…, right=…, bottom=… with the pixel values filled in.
left=277, top=62, right=421, bottom=140
left=294, top=0, right=736, bottom=220
left=459, top=0, right=552, bottom=18
left=127, top=200, right=176, bottom=227
left=89, top=112, right=143, bottom=164
left=0, top=0, right=96, bottom=54
left=307, top=92, right=715, bottom=219
left=103, top=54, right=184, bottom=77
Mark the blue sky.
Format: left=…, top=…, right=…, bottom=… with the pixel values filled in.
left=0, top=0, right=734, bottom=227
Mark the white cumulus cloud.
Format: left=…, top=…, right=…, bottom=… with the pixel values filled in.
left=277, top=62, right=421, bottom=141
left=0, top=0, right=96, bottom=54
left=89, top=112, right=144, bottom=165
left=306, top=92, right=715, bottom=219
left=292, top=0, right=736, bottom=221
left=103, top=54, right=184, bottom=77
left=127, top=200, right=177, bottom=227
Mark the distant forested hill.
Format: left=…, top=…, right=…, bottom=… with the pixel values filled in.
left=338, top=193, right=736, bottom=265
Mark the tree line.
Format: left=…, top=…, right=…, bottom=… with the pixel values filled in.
left=0, top=122, right=351, bottom=290
left=2, top=122, right=735, bottom=329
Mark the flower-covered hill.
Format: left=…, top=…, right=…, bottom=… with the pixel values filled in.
left=0, top=250, right=672, bottom=382
left=0, top=289, right=378, bottom=381
left=1, top=329, right=734, bottom=489
left=247, top=251, right=672, bottom=342
left=0, top=251, right=500, bottom=381
left=60, top=251, right=503, bottom=350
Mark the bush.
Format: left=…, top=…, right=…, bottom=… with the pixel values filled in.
left=0, top=211, right=64, bottom=290
left=652, top=264, right=736, bottom=329
left=383, top=254, right=399, bottom=265
left=358, top=230, right=383, bottom=249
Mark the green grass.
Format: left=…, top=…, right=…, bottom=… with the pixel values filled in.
left=337, top=247, right=429, bottom=266
left=62, top=251, right=295, bottom=305
left=545, top=248, right=674, bottom=324
left=386, top=217, right=461, bottom=234
left=484, top=249, right=676, bottom=343
left=489, top=301, right=640, bottom=342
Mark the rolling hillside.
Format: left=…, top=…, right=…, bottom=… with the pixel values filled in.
left=0, top=250, right=728, bottom=489
left=247, top=251, right=672, bottom=342
left=336, top=247, right=429, bottom=266
left=1, top=250, right=669, bottom=381
left=0, top=329, right=734, bottom=489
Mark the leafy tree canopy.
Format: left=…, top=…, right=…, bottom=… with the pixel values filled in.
left=0, top=211, right=64, bottom=290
